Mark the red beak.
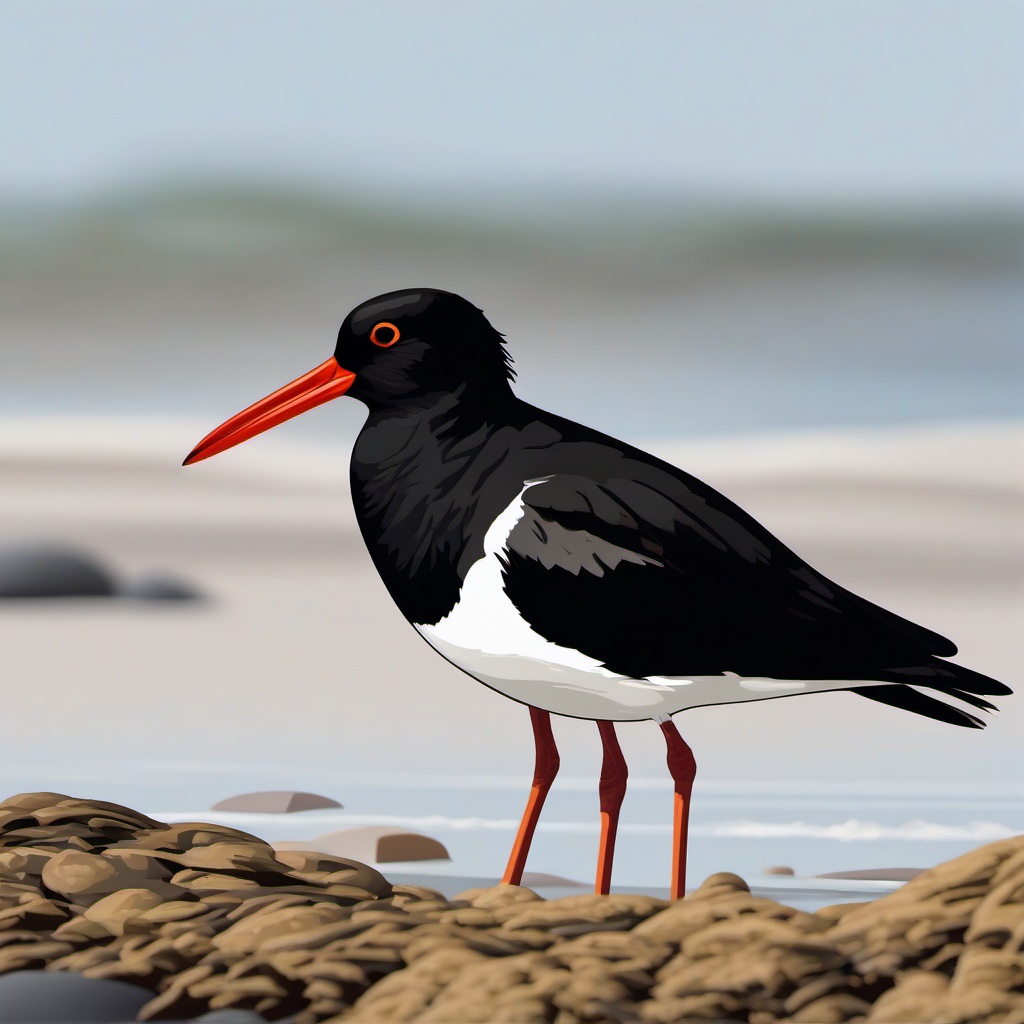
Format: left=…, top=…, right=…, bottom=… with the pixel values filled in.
left=183, top=357, right=356, bottom=466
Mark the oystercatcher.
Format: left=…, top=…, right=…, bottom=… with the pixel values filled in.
left=185, top=288, right=1011, bottom=898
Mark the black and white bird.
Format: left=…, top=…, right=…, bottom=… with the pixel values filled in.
left=185, top=288, right=1011, bottom=898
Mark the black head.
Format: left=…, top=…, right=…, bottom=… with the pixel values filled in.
left=335, top=289, right=515, bottom=411
left=183, top=289, right=516, bottom=465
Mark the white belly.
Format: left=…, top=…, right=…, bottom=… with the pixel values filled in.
left=414, top=484, right=873, bottom=722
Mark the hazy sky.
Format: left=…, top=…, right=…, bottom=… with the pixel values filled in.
left=3, top=0, right=1021, bottom=202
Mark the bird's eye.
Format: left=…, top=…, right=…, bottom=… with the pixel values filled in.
left=370, top=322, right=400, bottom=347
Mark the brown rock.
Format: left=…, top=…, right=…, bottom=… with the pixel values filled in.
left=390, top=883, right=450, bottom=904
left=816, top=867, right=924, bottom=881
left=50, top=916, right=115, bottom=943
left=549, top=931, right=675, bottom=974
left=137, top=963, right=217, bottom=1021
left=432, top=906, right=498, bottom=928
left=951, top=944, right=1024, bottom=996
left=0, top=896, right=69, bottom=931
left=406, top=950, right=555, bottom=1024
left=0, top=938, right=74, bottom=972
left=170, top=869, right=262, bottom=893
left=790, top=992, right=874, bottom=1022
left=495, top=893, right=667, bottom=931
left=129, top=821, right=265, bottom=851
left=863, top=969, right=949, bottom=1022
left=32, top=801, right=161, bottom=831
left=635, top=888, right=822, bottom=945
left=82, top=888, right=165, bottom=935
left=172, top=841, right=290, bottom=874
left=223, top=894, right=318, bottom=922
left=41, top=849, right=160, bottom=902
left=271, top=850, right=393, bottom=896
left=0, top=792, right=73, bottom=812
left=689, top=871, right=751, bottom=897
left=214, top=902, right=352, bottom=954
left=344, top=945, right=488, bottom=1021
left=455, top=883, right=544, bottom=910
left=212, top=790, right=342, bottom=813
left=260, top=917, right=369, bottom=953
left=0, top=847, right=54, bottom=879
left=275, top=827, right=450, bottom=863
left=132, top=900, right=210, bottom=926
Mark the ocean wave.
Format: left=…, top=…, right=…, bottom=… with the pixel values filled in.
left=154, top=810, right=1019, bottom=843
left=123, top=762, right=1024, bottom=800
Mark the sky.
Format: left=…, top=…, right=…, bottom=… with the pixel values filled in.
left=2, top=0, right=1022, bottom=204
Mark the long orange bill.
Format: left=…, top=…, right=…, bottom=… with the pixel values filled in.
left=183, top=357, right=356, bottom=466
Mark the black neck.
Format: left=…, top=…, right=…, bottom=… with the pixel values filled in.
left=349, top=389, right=523, bottom=624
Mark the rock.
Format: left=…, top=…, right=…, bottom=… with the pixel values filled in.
left=763, top=865, right=796, bottom=875
left=0, top=969, right=151, bottom=1022
left=82, top=888, right=166, bottom=935
left=2, top=791, right=1023, bottom=1024
left=120, top=571, right=204, bottom=601
left=274, top=826, right=448, bottom=863
left=816, top=867, right=924, bottom=881
left=825, top=835, right=1024, bottom=978
left=212, top=902, right=352, bottom=955
left=41, top=849, right=181, bottom=905
left=211, top=791, right=342, bottom=813
left=0, top=545, right=115, bottom=599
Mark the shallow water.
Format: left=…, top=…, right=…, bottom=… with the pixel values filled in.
left=10, top=759, right=1018, bottom=901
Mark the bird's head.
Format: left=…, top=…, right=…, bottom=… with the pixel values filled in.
left=183, top=288, right=513, bottom=465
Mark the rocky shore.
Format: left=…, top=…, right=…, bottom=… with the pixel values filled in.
left=1, top=792, right=1022, bottom=1023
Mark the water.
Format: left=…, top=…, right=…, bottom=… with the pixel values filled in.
left=9, top=760, right=1020, bottom=902
left=4, top=244, right=1022, bottom=443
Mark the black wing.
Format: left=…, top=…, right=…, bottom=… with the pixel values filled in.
left=499, top=451, right=1008, bottom=725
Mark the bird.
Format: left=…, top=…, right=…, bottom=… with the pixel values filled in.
left=184, top=288, right=1011, bottom=899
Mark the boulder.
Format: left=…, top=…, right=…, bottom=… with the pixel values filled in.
left=274, top=826, right=449, bottom=862
left=0, top=970, right=151, bottom=1022
left=816, top=867, right=924, bottom=881
left=120, top=571, right=204, bottom=601
left=211, top=791, right=342, bottom=813
left=0, top=544, right=115, bottom=599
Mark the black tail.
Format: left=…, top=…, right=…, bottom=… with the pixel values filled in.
left=850, top=658, right=1012, bottom=729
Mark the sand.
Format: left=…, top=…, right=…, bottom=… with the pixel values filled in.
left=0, top=415, right=1020, bottom=820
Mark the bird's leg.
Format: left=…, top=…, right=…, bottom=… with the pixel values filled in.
left=501, top=706, right=560, bottom=886
left=660, top=718, right=697, bottom=899
left=595, top=720, right=628, bottom=895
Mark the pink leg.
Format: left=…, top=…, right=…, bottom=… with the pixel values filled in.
left=660, top=718, right=697, bottom=899
left=595, top=720, right=628, bottom=895
left=501, top=706, right=560, bottom=886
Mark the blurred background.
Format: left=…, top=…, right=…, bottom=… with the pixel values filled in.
left=1, top=1, right=1021, bottom=891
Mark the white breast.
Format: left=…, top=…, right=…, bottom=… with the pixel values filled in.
left=414, top=484, right=876, bottom=722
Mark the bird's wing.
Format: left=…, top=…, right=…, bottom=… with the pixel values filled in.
left=499, top=455, right=956, bottom=680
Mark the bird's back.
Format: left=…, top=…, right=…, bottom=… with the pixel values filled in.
left=351, top=398, right=1010, bottom=725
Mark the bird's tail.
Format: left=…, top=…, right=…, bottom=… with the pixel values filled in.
left=851, top=659, right=1012, bottom=729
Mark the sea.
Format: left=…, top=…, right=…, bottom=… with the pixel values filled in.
left=8, top=760, right=1021, bottom=907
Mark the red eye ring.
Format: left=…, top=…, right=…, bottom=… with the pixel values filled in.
left=370, top=322, right=400, bottom=347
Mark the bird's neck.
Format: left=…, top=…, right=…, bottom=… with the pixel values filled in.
left=349, top=389, right=523, bottom=623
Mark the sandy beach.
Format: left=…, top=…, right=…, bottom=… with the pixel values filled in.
left=0, top=415, right=1021, bottom=889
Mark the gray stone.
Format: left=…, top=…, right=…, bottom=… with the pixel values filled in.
left=274, top=825, right=449, bottom=862
left=0, top=970, right=151, bottom=1022
left=0, top=544, right=115, bottom=598
left=211, top=790, right=342, bottom=813
left=120, top=571, right=203, bottom=601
